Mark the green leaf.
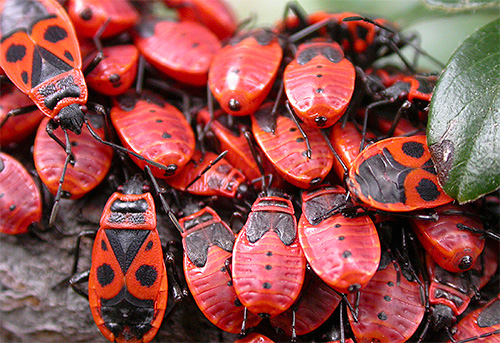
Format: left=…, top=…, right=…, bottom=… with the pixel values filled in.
left=427, top=17, right=500, bottom=203
left=422, top=0, right=500, bottom=11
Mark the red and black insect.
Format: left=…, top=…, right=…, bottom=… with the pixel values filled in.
left=83, top=44, right=139, bottom=96
left=448, top=292, right=500, bottom=343
left=164, top=0, right=238, bottom=40
left=166, top=149, right=249, bottom=199
left=347, top=251, right=426, bottom=343
left=110, top=90, right=195, bottom=179
left=178, top=205, right=262, bottom=333
left=283, top=39, right=356, bottom=128
left=347, top=135, right=454, bottom=212
left=231, top=189, right=307, bottom=319
left=298, top=184, right=381, bottom=293
left=69, top=173, right=185, bottom=343
left=133, top=18, right=221, bottom=86
left=0, top=151, right=42, bottom=235
left=251, top=102, right=334, bottom=189
left=208, top=28, right=283, bottom=116
left=424, top=242, right=498, bottom=332
left=270, top=267, right=342, bottom=337
left=0, top=83, right=44, bottom=147
left=410, top=204, right=485, bottom=273
left=33, top=116, right=113, bottom=200
left=66, top=0, right=139, bottom=39
left=0, top=0, right=88, bottom=133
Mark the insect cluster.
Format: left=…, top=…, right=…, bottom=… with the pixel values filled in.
left=0, top=0, right=498, bottom=342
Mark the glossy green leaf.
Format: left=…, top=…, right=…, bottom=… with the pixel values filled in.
left=427, top=17, right=500, bottom=203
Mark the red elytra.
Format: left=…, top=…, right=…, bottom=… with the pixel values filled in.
left=33, top=116, right=113, bottom=199
left=284, top=39, right=355, bottom=128
left=347, top=254, right=426, bottom=343
left=251, top=102, right=334, bottom=189
left=328, top=120, right=376, bottom=180
left=448, top=293, right=500, bottom=343
left=411, top=204, right=485, bottom=273
left=232, top=193, right=306, bottom=318
left=134, top=19, right=221, bottom=86
left=347, top=135, right=454, bottom=212
left=88, top=178, right=168, bottom=343
left=0, top=152, right=42, bottom=235
left=426, top=241, right=498, bottom=324
left=165, top=0, right=237, bottom=40
left=110, top=90, right=195, bottom=179
left=298, top=184, right=380, bottom=293
left=234, top=333, right=275, bottom=343
left=0, top=0, right=87, bottom=133
left=179, top=206, right=262, bottom=333
left=84, top=44, right=139, bottom=96
left=67, top=0, right=139, bottom=39
left=208, top=29, right=283, bottom=116
left=166, top=149, right=247, bottom=199
left=269, top=269, right=342, bottom=336
left=0, top=84, right=44, bottom=147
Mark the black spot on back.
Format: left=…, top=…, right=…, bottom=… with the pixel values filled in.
left=378, top=311, right=388, bottom=320
left=21, top=71, right=28, bottom=84
left=101, top=240, right=108, bottom=251
left=262, top=282, right=272, bottom=289
left=402, top=141, right=425, bottom=159
left=145, top=241, right=153, bottom=251
left=64, top=50, right=73, bottom=62
left=6, top=44, right=26, bottom=63
left=97, top=263, right=115, bottom=287
left=416, top=178, right=440, bottom=201
left=135, top=265, right=157, bottom=287
left=162, top=132, right=171, bottom=139
left=44, top=25, right=67, bottom=43
left=79, top=7, right=93, bottom=21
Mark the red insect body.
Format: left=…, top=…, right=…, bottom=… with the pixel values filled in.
left=67, top=0, right=139, bottom=38
left=232, top=194, right=306, bottom=318
left=251, top=103, right=334, bottom=189
left=110, top=90, right=195, bottom=179
left=33, top=116, right=113, bottom=199
left=328, top=121, right=376, bottom=180
left=0, top=0, right=87, bottom=132
left=347, top=135, right=453, bottom=212
left=0, top=84, right=44, bottom=147
left=166, top=150, right=247, bottom=198
left=449, top=293, right=500, bottom=343
left=0, top=152, right=42, bottom=234
left=234, top=333, right=275, bottom=343
left=426, top=242, right=498, bottom=322
left=84, top=44, right=139, bottom=96
left=208, top=29, right=283, bottom=116
left=270, top=270, right=342, bottom=336
left=347, top=256, right=426, bottom=343
left=88, top=180, right=168, bottom=343
left=134, top=19, right=221, bottom=86
left=165, top=0, right=237, bottom=40
left=179, top=206, right=262, bottom=333
left=284, top=40, right=355, bottom=128
left=411, top=204, right=485, bottom=273
left=298, top=184, right=380, bottom=293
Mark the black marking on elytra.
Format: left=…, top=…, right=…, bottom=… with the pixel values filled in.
left=297, top=45, right=343, bottom=65
left=387, top=281, right=394, bottom=287
left=79, top=7, right=93, bottom=21
left=296, top=137, right=304, bottom=143
left=265, top=265, right=272, bottom=270
left=6, top=44, right=25, bottom=63
left=9, top=204, right=16, bottom=211
left=64, top=50, right=74, bottom=62
left=105, top=229, right=150, bottom=274
left=402, top=141, right=424, bottom=159
left=162, top=132, right=171, bottom=139
left=246, top=210, right=295, bottom=245
left=185, top=222, right=235, bottom=268
left=135, top=265, right=157, bottom=287
left=44, top=25, right=68, bottom=43
left=416, top=178, right=440, bottom=202
left=101, top=239, right=108, bottom=251
left=235, top=299, right=242, bottom=307
left=191, top=42, right=199, bottom=48
left=477, top=298, right=500, bottom=328
left=97, top=263, right=115, bottom=287
left=338, top=236, right=345, bottom=240
left=21, top=70, right=28, bottom=84
left=145, top=241, right=153, bottom=251
left=262, top=282, right=272, bottom=289
left=384, top=295, right=392, bottom=302
left=355, top=147, right=412, bottom=205
left=342, top=250, right=352, bottom=258
left=316, top=88, right=324, bottom=93
left=266, top=251, right=273, bottom=256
